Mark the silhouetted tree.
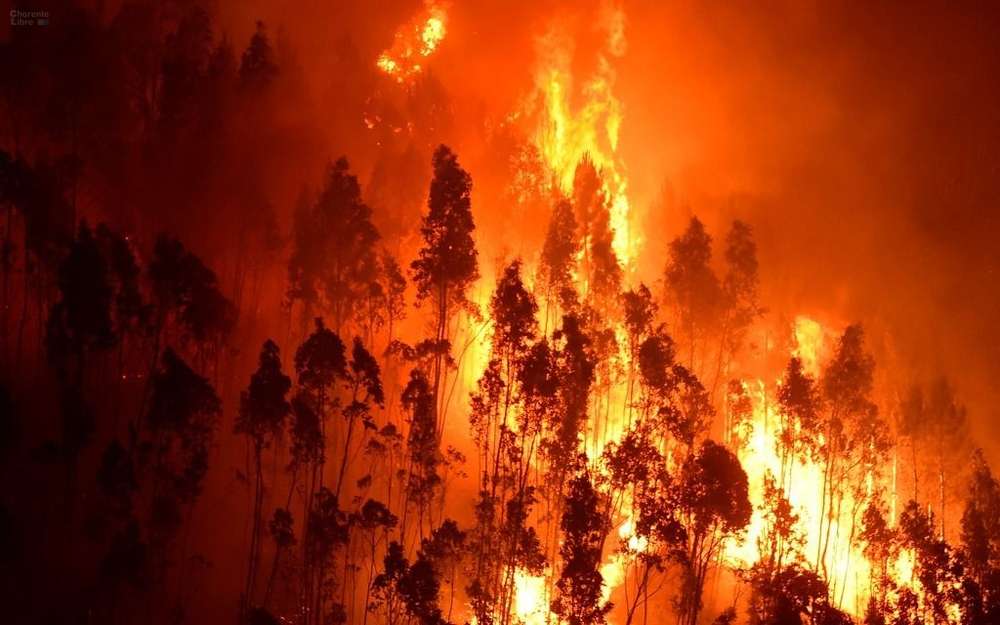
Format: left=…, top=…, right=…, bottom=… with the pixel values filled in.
left=635, top=325, right=713, bottom=457
left=816, top=324, right=886, bottom=595
left=421, top=519, right=466, bottom=624
left=287, top=159, right=380, bottom=333
left=541, top=198, right=580, bottom=320
left=239, top=21, right=278, bottom=91
left=676, top=440, right=751, bottom=625
left=144, top=348, right=221, bottom=584
left=45, top=225, right=107, bottom=526
left=295, top=318, right=347, bottom=444
left=294, top=317, right=348, bottom=619
left=551, top=461, right=612, bottom=625
left=622, top=284, right=656, bottom=423
left=371, top=540, right=408, bottom=625
left=665, top=216, right=722, bottom=372
left=543, top=315, right=596, bottom=486
left=334, top=338, right=384, bottom=499
left=148, top=234, right=237, bottom=365
left=378, top=249, right=407, bottom=348
left=402, top=369, right=440, bottom=538
left=306, top=486, right=350, bottom=625
left=898, top=500, right=961, bottom=623
left=411, top=145, right=479, bottom=437
left=466, top=259, right=543, bottom=625
left=960, top=451, right=1000, bottom=621
left=746, top=561, right=847, bottom=625
left=725, top=379, right=754, bottom=451
left=357, top=499, right=398, bottom=625
left=714, top=220, right=762, bottom=392
left=925, top=377, right=971, bottom=538
left=604, top=428, right=685, bottom=625
left=572, top=157, right=620, bottom=304
left=777, top=357, right=822, bottom=487
left=372, top=536, right=450, bottom=625
left=860, top=498, right=898, bottom=617
left=236, top=339, right=292, bottom=617
left=46, top=221, right=115, bottom=381
left=264, top=506, right=296, bottom=607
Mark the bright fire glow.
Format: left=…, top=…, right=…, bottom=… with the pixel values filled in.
left=725, top=317, right=881, bottom=614
left=514, top=569, right=549, bottom=625
left=792, top=315, right=827, bottom=377
left=376, top=1, right=448, bottom=84
left=521, top=2, right=638, bottom=271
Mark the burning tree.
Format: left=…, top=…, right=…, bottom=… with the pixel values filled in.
left=665, top=216, right=723, bottom=374
left=465, top=259, right=550, bottom=625
left=540, top=198, right=580, bottom=324
left=814, top=324, right=889, bottom=596
left=551, top=461, right=612, bottom=625
left=572, top=157, right=621, bottom=306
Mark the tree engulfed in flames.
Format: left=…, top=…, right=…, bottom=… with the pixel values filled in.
left=727, top=317, right=869, bottom=610
left=498, top=312, right=915, bottom=622
left=524, top=2, right=636, bottom=271
left=377, top=1, right=448, bottom=84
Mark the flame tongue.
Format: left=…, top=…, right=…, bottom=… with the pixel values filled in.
left=524, top=3, right=638, bottom=271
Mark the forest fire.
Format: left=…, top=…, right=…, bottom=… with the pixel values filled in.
left=724, top=317, right=872, bottom=612
left=526, top=3, right=636, bottom=271
left=2, top=2, right=1000, bottom=625
left=377, top=1, right=448, bottom=84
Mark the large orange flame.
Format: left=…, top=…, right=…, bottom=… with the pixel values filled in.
left=522, top=2, right=638, bottom=272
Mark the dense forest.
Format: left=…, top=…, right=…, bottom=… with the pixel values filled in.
left=2, top=2, right=1000, bottom=625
